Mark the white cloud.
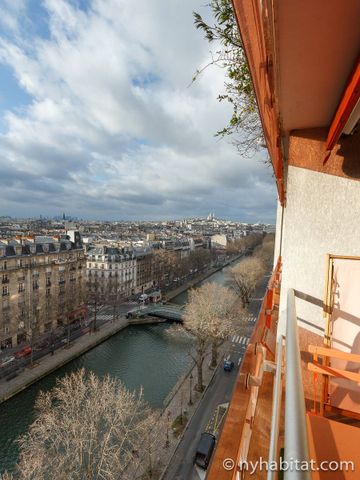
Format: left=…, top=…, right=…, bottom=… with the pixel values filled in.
left=0, top=0, right=276, bottom=221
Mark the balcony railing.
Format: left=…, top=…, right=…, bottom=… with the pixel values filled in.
left=0, top=256, right=83, bottom=272
left=267, top=289, right=311, bottom=480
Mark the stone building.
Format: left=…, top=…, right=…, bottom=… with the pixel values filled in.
left=86, top=246, right=137, bottom=297
left=0, top=232, right=86, bottom=349
left=134, top=247, right=155, bottom=293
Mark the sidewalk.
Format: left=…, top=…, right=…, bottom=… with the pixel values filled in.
left=0, top=317, right=129, bottom=404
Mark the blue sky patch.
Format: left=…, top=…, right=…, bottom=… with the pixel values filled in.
left=0, top=64, right=32, bottom=117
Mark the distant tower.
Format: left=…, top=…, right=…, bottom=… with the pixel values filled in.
left=62, top=212, right=66, bottom=221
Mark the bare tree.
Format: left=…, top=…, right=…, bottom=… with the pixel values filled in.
left=57, top=288, right=76, bottom=346
left=14, top=369, right=156, bottom=480
left=152, top=249, right=177, bottom=290
left=189, top=249, right=211, bottom=273
left=86, top=274, right=106, bottom=332
left=207, top=284, right=237, bottom=367
left=230, top=257, right=264, bottom=308
left=183, top=283, right=236, bottom=390
left=253, top=234, right=275, bottom=268
left=107, top=273, right=124, bottom=322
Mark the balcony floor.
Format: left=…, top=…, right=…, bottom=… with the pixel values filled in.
left=307, top=412, right=360, bottom=479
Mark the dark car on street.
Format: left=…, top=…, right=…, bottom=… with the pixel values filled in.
left=194, top=432, right=216, bottom=469
left=223, top=359, right=234, bottom=372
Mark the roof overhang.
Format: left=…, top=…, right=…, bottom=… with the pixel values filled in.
left=232, top=0, right=360, bottom=203
left=326, top=58, right=360, bottom=152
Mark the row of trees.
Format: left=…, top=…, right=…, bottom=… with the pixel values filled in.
left=152, top=248, right=217, bottom=292
left=183, top=234, right=274, bottom=391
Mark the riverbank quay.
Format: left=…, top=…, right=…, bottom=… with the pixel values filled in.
left=164, top=253, right=242, bottom=302
left=0, top=317, right=130, bottom=404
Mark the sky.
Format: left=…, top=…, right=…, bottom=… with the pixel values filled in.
left=0, top=0, right=277, bottom=223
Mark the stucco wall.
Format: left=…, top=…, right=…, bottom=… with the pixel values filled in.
left=278, top=165, right=360, bottom=337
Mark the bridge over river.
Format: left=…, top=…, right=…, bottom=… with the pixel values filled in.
left=126, top=303, right=184, bottom=322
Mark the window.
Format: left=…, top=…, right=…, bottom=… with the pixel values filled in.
left=2, top=275, right=9, bottom=284
left=18, top=282, right=25, bottom=293
left=32, top=280, right=39, bottom=290
left=2, top=285, right=9, bottom=296
left=46, top=288, right=51, bottom=297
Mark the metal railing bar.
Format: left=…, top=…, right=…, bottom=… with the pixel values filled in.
left=267, top=335, right=284, bottom=480
left=284, top=288, right=311, bottom=479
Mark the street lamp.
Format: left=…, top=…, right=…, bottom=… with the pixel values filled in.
left=165, top=410, right=171, bottom=448
left=180, top=390, right=183, bottom=425
left=29, top=306, right=40, bottom=366
left=189, top=373, right=193, bottom=406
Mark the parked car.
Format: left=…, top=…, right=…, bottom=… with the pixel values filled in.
left=0, top=355, right=15, bottom=367
left=34, top=340, right=49, bottom=351
left=223, top=360, right=234, bottom=372
left=194, top=432, right=216, bottom=469
left=15, top=346, right=32, bottom=359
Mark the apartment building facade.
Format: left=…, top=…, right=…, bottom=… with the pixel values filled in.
left=86, top=246, right=137, bottom=297
left=134, top=247, right=155, bottom=293
left=0, top=232, right=86, bottom=349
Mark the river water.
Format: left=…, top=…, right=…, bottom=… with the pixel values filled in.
left=0, top=260, right=237, bottom=473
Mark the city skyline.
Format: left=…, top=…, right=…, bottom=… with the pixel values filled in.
left=0, top=0, right=276, bottom=223
left=0, top=212, right=274, bottom=224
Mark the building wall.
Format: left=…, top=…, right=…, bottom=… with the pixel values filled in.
left=0, top=245, right=86, bottom=347
left=136, top=253, right=154, bottom=293
left=86, top=253, right=137, bottom=297
left=210, top=234, right=227, bottom=249
left=278, top=164, right=360, bottom=337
